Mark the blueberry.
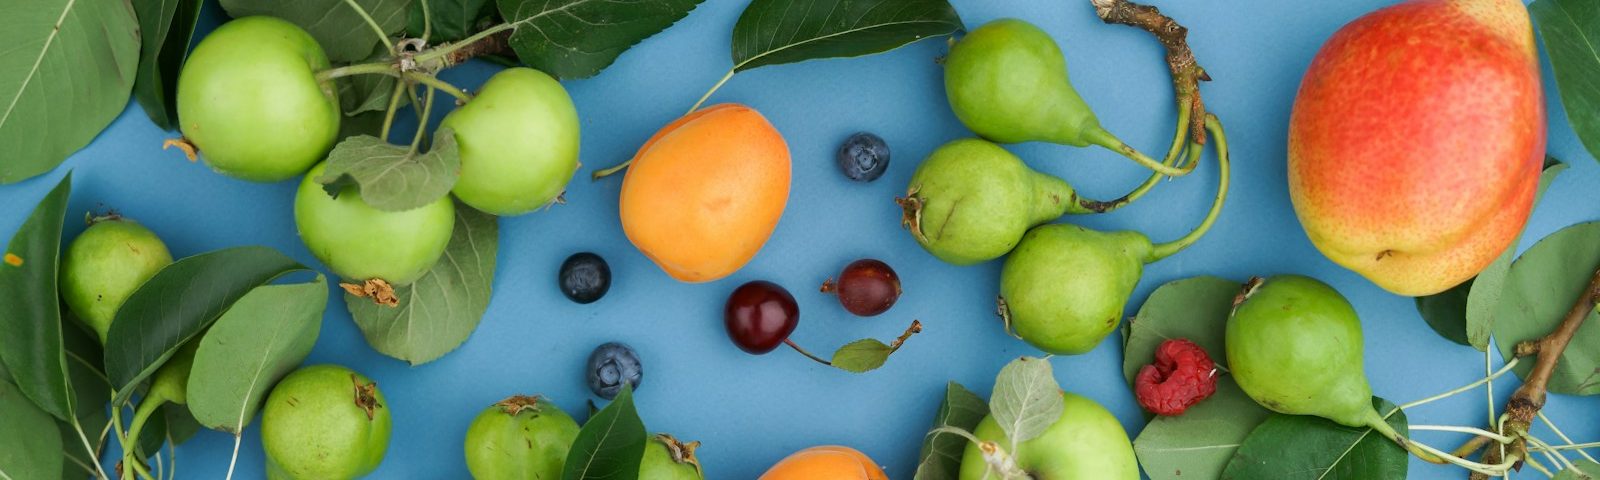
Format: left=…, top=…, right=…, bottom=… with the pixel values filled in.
left=836, top=132, right=890, bottom=182
left=558, top=252, right=611, bottom=304
left=586, top=342, right=642, bottom=400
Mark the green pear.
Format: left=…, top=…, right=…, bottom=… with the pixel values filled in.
left=261, top=365, right=391, bottom=480
left=59, top=217, right=173, bottom=344
left=639, top=434, right=705, bottom=480
left=900, top=138, right=1091, bottom=265
left=999, top=224, right=1152, bottom=354
left=462, top=395, right=579, bottom=479
left=958, top=392, right=1138, bottom=480
left=947, top=18, right=1120, bottom=149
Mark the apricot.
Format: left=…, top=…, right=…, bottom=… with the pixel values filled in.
left=619, top=104, right=790, bottom=283
left=759, top=446, right=887, bottom=480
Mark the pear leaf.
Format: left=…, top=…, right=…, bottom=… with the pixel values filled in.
left=1222, top=398, right=1408, bottom=479
left=1533, top=0, right=1600, bottom=165
left=1493, top=221, right=1600, bottom=395
left=730, top=0, right=962, bottom=72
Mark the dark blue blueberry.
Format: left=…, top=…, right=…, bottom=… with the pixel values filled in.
left=558, top=252, right=610, bottom=304
left=836, top=132, right=890, bottom=182
left=586, top=342, right=642, bottom=400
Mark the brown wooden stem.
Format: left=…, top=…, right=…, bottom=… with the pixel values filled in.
left=1091, top=0, right=1211, bottom=145
left=441, top=29, right=513, bottom=68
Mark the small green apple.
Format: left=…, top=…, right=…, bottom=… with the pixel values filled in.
left=294, top=161, right=455, bottom=285
left=440, top=67, right=580, bottom=216
left=959, top=392, right=1137, bottom=480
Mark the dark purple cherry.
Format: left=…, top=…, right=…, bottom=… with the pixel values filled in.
left=724, top=281, right=799, bottom=354
left=821, top=259, right=902, bottom=317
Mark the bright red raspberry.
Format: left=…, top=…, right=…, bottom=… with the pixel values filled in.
left=1134, top=338, right=1218, bottom=416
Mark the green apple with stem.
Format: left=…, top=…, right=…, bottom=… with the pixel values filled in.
left=440, top=67, right=580, bottom=216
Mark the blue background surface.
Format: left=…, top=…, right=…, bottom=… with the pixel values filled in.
left=2, top=0, right=1598, bottom=478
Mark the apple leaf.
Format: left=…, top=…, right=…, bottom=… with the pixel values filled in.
left=0, top=0, right=140, bottom=184
left=563, top=385, right=646, bottom=480
left=1532, top=0, right=1600, bottom=165
left=409, top=0, right=493, bottom=42
left=497, top=0, right=704, bottom=79
left=218, top=0, right=412, bottom=63
left=1134, top=379, right=1270, bottom=480
left=347, top=202, right=497, bottom=365
left=188, top=277, right=327, bottom=435
left=0, top=173, right=75, bottom=422
left=131, top=0, right=205, bottom=130
left=337, top=45, right=406, bottom=117
left=1493, top=221, right=1600, bottom=395
left=913, top=381, right=987, bottom=480
left=1123, top=276, right=1239, bottom=385
left=988, top=356, right=1062, bottom=447
left=730, top=0, right=962, bottom=73
left=315, top=128, right=460, bottom=212
left=1222, top=398, right=1408, bottom=479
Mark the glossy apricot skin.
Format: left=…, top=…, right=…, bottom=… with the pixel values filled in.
left=759, top=445, right=887, bottom=480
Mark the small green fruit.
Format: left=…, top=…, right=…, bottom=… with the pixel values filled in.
left=440, top=67, right=581, bottom=216
left=1225, top=275, right=1379, bottom=428
left=1000, top=224, right=1152, bottom=354
left=59, top=217, right=173, bottom=344
left=177, top=16, right=340, bottom=182
left=148, top=341, right=198, bottom=405
left=900, top=138, right=1086, bottom=265
left=294, top=161, right=455, bottom=285
left=944, top=19, right=1104, bottom=147
left=640, top=434, right=705, bottom=480
left=463, top=395, right=579, bottom=480
left=958, top=392, right=1137, bottom=480
left=261, top=364, right=391, bottom=480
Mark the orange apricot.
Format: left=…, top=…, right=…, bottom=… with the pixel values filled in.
left=619, top=103, right=791, bottom=283
left=759, top=445, right=888, bottom=480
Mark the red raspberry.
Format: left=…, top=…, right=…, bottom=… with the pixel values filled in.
left=1134, top=338, right=1218, bottom=416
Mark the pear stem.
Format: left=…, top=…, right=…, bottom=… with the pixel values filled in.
left=1072, top=101, right=1196, bottom=214
left=1147, top=114, right=1228, bottom=261
left=1091, top=0, right=1211, bottom=146
left=1085, top=127, right=1195, bottom=177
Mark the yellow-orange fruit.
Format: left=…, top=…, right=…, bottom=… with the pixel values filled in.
left=620, top=104, right=791, bottom=283
left=759, top=446, right=888, bottom=480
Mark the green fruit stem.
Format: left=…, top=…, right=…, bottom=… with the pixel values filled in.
left=314, top=63, right=397, bottom=83
left=1084, top=127, right=1195, bottom=178
left=341, top=0, right=396, bottom=54
left=1361, top=409, right=1515, bottom=476
left=403, top=72, right=472, bottom=103
left=1146, top=114, right=1229, bottom=262
left=1077, top=101, right=1201, bottom=214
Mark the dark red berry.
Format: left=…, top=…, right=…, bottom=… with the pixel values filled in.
left=724, top=281, right=799, bottom=354
left=821, top=259, right=901, bottom=317
left=1134, top=339, right=1218, bottom=416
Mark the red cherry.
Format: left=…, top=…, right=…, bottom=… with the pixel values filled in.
left=821, top=259, right=901, bottom=317
left=724, top=280, right=800, bottom=354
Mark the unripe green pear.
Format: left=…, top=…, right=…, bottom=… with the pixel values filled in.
left=148, top=341, right=198, bottom=405
left=1225, top=275, right=1378, bottom=427
left=261, top=365, right=391, bottom=480
left=945, top=19, right=1104, bottom=147
left=900, top=138, right=1090, bottom=265
left=958, top=392, right=1137, bottom=480
left=462, top=395, right=579, bottom=480
left=999, top=224, right=1152, bottom=354
left=59, top=217, right=173, bottom=344
left=640, top=434, right=705, bottom=480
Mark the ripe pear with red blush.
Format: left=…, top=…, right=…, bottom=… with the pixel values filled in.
left=1287, top=0, right=1545, bottom=297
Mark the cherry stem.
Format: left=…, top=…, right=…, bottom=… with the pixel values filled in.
left=1147, top=114, right=1229, bottom=261
left=784, top=339, right=832, bottom=366
left=819, top=278, right=838, bottom=294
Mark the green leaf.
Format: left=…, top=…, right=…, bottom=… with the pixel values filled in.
left=563, top=385, right=646, bottom=480
left=104, top=247, right=309, bottom=406
left=988, top=356, right=1061, bottom=446
left=1134, top=379, right=1271, bottom=480
left=1555, top=460, right=1600, bottom=479
left=1415, top=280, right=1472, bottom=346
left=0, top=378, right=64, bottom=479
left=1465, top=159, right=1568, bottom=349
left=730, top=0, right=962, bottom=73
left=60, top=315, right=110, bottom=421
left=1533, top=0, right=1600, bottom=165
left=340, top=109, right=390, bottom=141
left=58, top=406, right=108, bottom=480
left=337, top=44, right=405, bottom=117
left=0, top=173, right=75, bottom=421
left=131, top=0, right=205, bottom=130
left=314, top=130, right=461, bottom=212
left=1494, top=221, right=1600, bottom=395
left=163, top=403, right=201, bottom=445
left=1123, top=276, right=1239, bottom=385
left=830, top=339, right=892, bottom=373
left=1222, top=398, right=1408, bottom=480
left=348, top=203, right=497, bottom=365
left=0, top=1, right=140, bottom=184
left=218, top=0, right=412, bottom=63
left=497, top=0, right=704, bottom=79
left=913, top=381, right=987, bottom=480
left=135, top=406, right=169, bottom=461
left=408, top=0, right=492, bottom=41
left=188, top=278, right=327, bottom=435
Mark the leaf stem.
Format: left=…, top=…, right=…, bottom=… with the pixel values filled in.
left=688, top=68, right=736, bottom=114
left=1398, top=357, right=1520, bottom=410
left=784, top=339, right=832, bottom=366
left=341, top=0, right=395, bottom=54
left=1147, top=114, right=1229, bottom=261
left=1409, top=425, right=1515, bottom=444
left=315, top=63, right=397, bottom=83
left=223, top=435, right=242, bottom=480
left=1537, top=412, right=1599, bottom=463
left=70, top=418, right=111, bottom=480
left=1526, top=435, right=1577, bottom=472
left=403, top=72, right=471, bottom=103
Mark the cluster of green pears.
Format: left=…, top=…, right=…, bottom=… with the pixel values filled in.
left=901, top=19, right=1231, bottom=355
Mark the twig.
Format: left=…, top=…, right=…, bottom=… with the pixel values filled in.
left=1090, top=0, right=1211, bottom=146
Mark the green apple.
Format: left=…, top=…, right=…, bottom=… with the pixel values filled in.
left=959, top=392, right=1137, bottom=479
left=440, top=67, right=580, bottom=216
left=462, top=395, right=579, bottom=479
left=177, top=16, right=340, bottom=182
left=294, top=161, right=455, bottom=285
left=59, top=217, right=173, bottom=344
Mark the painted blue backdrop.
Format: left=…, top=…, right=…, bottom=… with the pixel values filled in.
left=2, top=0, right=1597, bottom=478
